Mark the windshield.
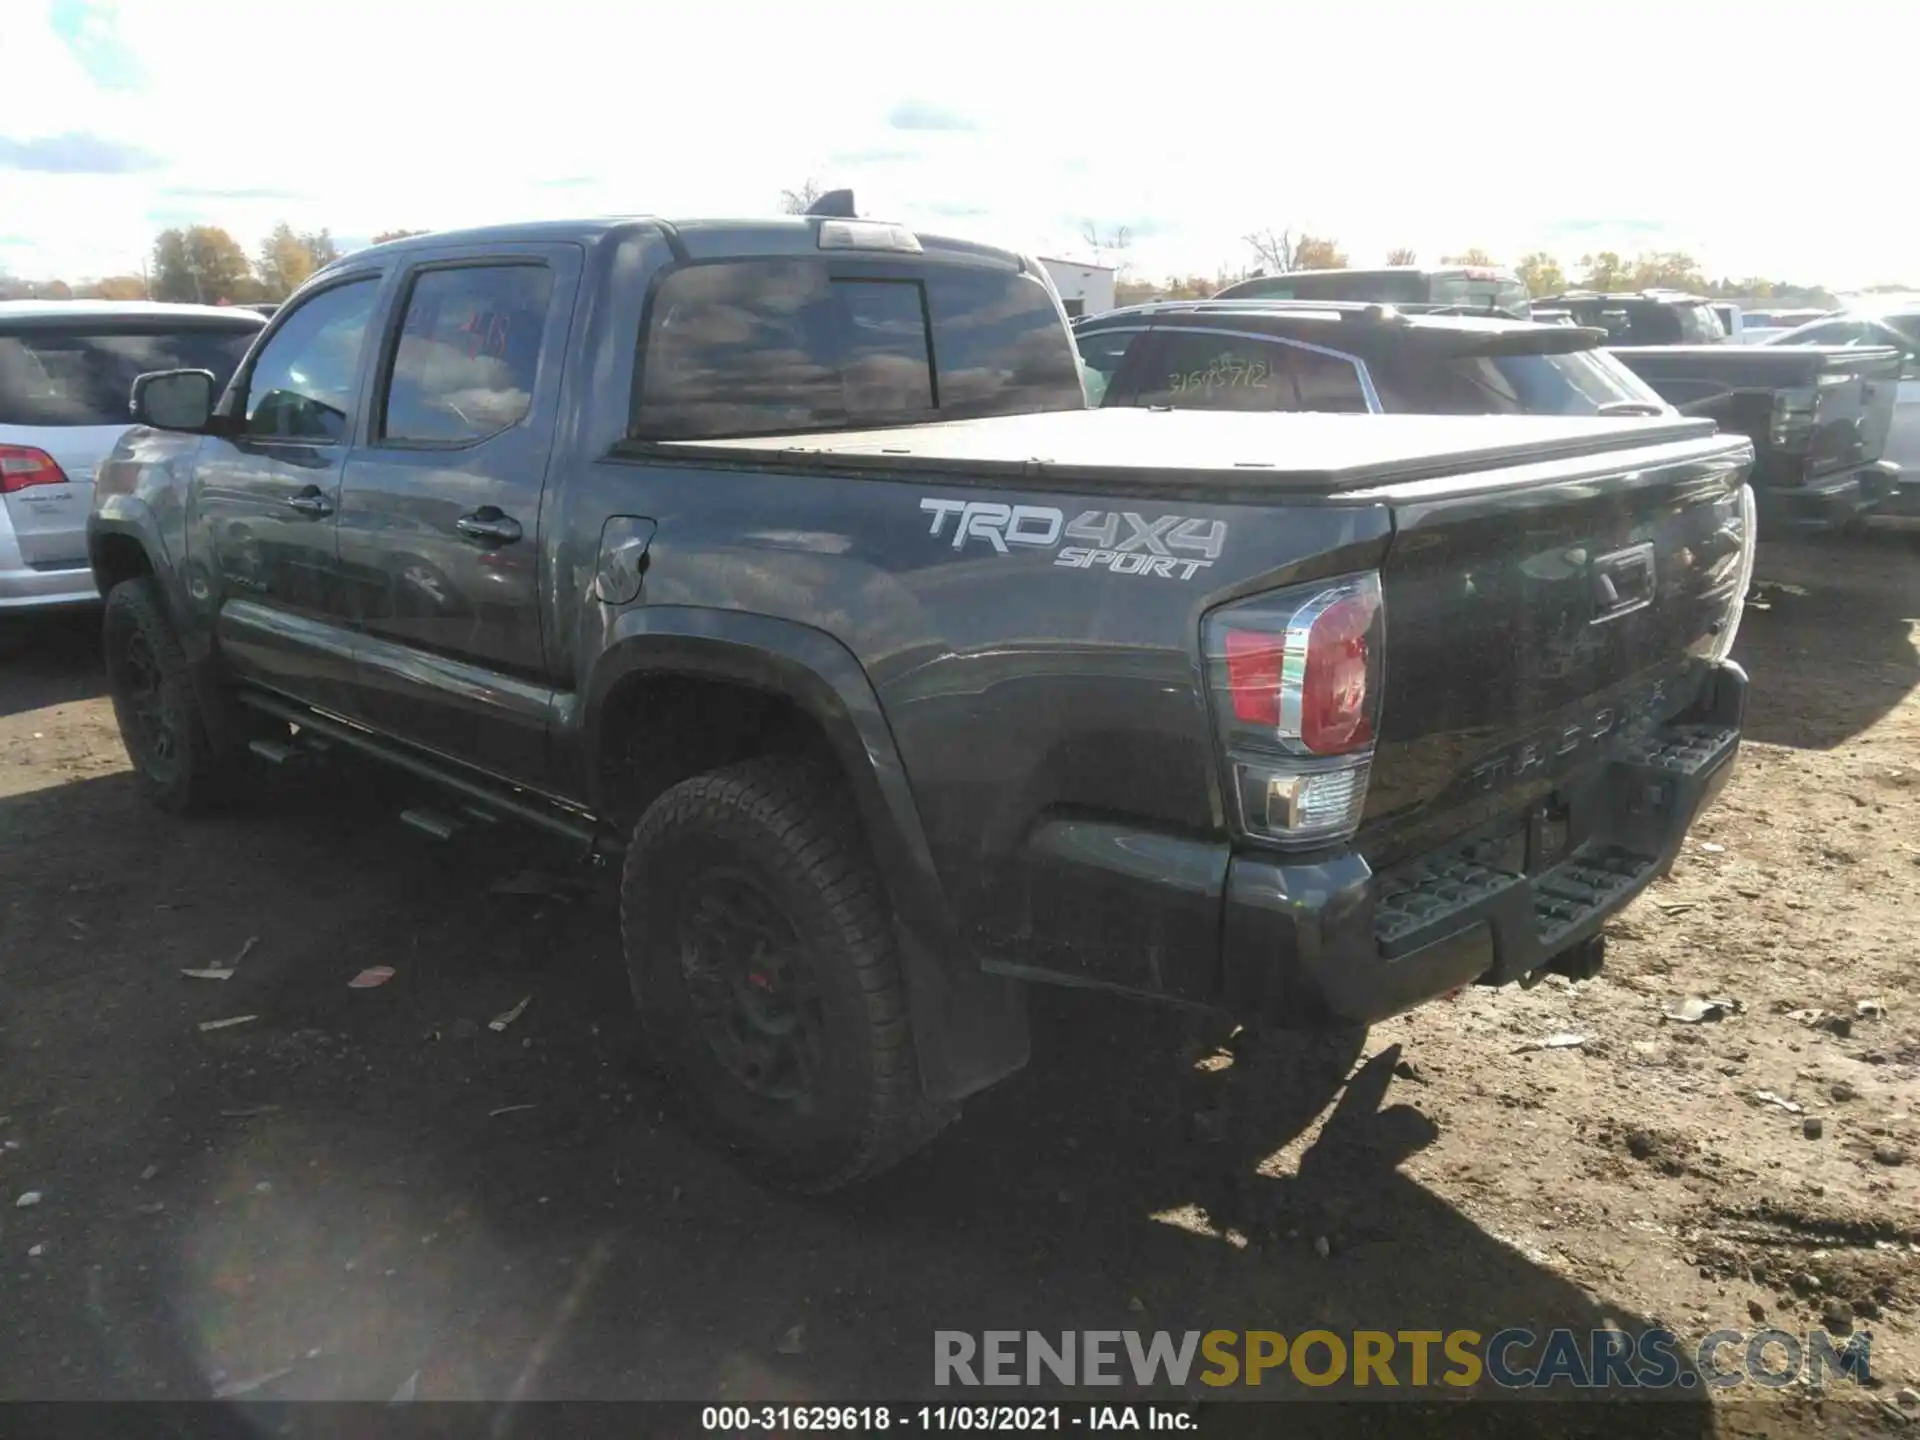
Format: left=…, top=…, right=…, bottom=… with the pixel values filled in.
left=1371, top=347, right=1671, bottom=416
left=1430, top=276, right=1531, bottom=318
left=0, top=324, right=259, bottom=426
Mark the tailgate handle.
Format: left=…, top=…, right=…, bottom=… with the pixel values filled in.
left=1590, top=543, right=1656, bottom=624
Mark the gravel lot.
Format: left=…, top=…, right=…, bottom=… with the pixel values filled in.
left=1, top=534, right=1915, bottom=1433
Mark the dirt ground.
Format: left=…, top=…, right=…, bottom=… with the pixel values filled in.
left=1, top=535, right=1916, bottom=1434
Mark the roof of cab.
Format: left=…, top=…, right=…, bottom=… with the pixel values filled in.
left=0, top=299, right=267, bottom=325
left=348, top=215, right=1027, bottom=268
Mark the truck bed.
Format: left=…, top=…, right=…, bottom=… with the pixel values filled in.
left=653, top=408, right=1722, bottom=496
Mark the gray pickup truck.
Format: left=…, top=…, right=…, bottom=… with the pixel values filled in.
left=90, top=215, right=1756, bottom=1189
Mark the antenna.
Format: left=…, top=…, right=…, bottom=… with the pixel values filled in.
left=805, top=189, right=858, bottom=219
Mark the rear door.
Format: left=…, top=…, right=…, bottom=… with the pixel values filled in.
left=333, top=245, right=579, bottom=788
left=1, top=319, right=258, bottom=569
left=193, top=274, right=383, bottom=710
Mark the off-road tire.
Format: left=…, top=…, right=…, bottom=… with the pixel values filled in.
left=102, top=577, right=236, bottom=814
left=619, top=757, right=952, bottom=1191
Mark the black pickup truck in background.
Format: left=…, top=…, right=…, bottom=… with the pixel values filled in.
left=1536, top=290, right=1901, bottom=530
left=89, top=213, right=1756, bottom=1190
left=1609, top=344, right=1902, bottom=530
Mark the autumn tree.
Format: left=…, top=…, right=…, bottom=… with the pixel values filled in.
left=1441, top=248, right=1496, bottom=267
left=151, top=226, right=253, bottom=304
left=1629, top=251, right=1706, bottom=293
left=1575, top=251, right=1633, bottom=293
left=256, top=223, right=341, bottom=299
left=1516, top=252, right=1567, bottom=297
left=779, top=179, right=824, bottom=214
left=1385, top=247, right=1418, bottom=265
left=1244, top=227, right=1298, bottom=272
left=1291, top=235, right=1347, bottom=270
left=79, top=275, right=148, bottom=300
left=371, top=229, right=429, bottom=245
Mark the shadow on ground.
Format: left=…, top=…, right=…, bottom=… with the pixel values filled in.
left=0, top=755, right=1715, bottom=1434
left=1736, top=533, right=1920, bottom=749
left=0, top=607, right=106, bottom=719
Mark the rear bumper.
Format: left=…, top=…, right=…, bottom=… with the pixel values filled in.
left=0, top=529, right=99, bottom=612
left=1217, top=661, right=1748, bottom=1028
left=1756, top=461, right=1899, bottom=532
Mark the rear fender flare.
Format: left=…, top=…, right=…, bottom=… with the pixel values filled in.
left=583, top=606, right=1029, bottom=1101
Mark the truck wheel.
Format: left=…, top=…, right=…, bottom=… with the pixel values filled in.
left=620, top=757, right=951, bottom=1191
left=102, top=577, right=232, bottom=815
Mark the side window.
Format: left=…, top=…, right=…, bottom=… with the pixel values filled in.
left=1074, top=329, right=1142, bottom=405
left=381, top=265, right=554, bottom=444
left=242, top=278, right=379, bottom=442
left=1793, top=322, right=1866, bottom=346
left=1135, top=331, right=1370, bottom=413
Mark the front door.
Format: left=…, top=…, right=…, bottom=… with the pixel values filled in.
left=193, top=275, right=383, bottom=712
left=334, top=247, right=578, bottom=789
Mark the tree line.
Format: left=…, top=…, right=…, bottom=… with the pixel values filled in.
left=0, top=223, right=431, bottom=304
left=1107, top=228, right=1898, bottom=310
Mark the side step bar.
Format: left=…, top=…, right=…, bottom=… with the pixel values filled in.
left=235, top=692, right=610, bottom=852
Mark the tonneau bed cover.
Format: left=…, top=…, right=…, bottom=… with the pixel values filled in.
left=653, top=408, right=1726, bottom=495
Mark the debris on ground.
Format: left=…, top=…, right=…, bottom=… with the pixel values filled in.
left=389, top=1371, right=419, bottom=1404
left=1831, top=1081, right=1857, bottom=1102
left=15, top=1191, right=42, bottom=1208
left=776, top=1322, right=808, bottom=1356
left=180, top=967, right=234, bottom=981
left=1785, top=1008, right=1826, bottom=1027
left=27, top=1244, right=44, bottom=1257
left=1313, top=1236, right=1332, bottom=1259
left=489, top=870, right=588, bottom=901
left=212, top=1366, right=292, bottom=1399
left=140, top=1165, right=158, bottom=1181
left=1515, top=1032, right=1589, bottom=1053
left=1873, top=1143, right=1908, bottom=1167
left=488, top=1104, right=538, bottom=1118
left=1855, top=997, right=1888, bottom=1020
left=349, top=966, right=396, bottom=989
left=1803, top=1117, right=1824, bottom=1140
left=198, top=1015, right=258, bottom=1033
left=488, top=996, right=532, bottom=1033
left=1664, top=995, right=1742, bottom=1024
left=1699, top=842, right=1726, bottom=854
left=1754, top=1090, right=1803, bottom=1115
left=1392, top=1057, right=1429, bottom=1084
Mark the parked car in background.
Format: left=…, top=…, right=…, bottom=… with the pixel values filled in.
left=1538, top=290, right=1729, bottom=345
left=1613, top=341, right=1903, bottom=531
left=1, top=301, right=265, bottom=615
left=89, top=213, right=1753, bottom=1189
left=1739, top=307, right=1832, bottom=345
left=1761, top=308, right=1920, bottom=525
left=1711, top=303, right=1746, bottom=343
left=1072, top=300, right=1669, bottom=417
left=1213, top=265, right=1531, bottom=318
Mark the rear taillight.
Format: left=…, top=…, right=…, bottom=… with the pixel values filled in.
left=1204, top=573, right=1384, bottom=848
left=0, top=444, right=69, bottom=495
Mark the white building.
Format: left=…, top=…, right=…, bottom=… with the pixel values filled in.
left=1038, top=258, right=1116, bottom=319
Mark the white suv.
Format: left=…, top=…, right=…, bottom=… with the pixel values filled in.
left=1, top=301, right=264, bottom=614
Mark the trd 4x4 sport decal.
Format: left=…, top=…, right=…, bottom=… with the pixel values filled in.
left=918, top=499, right=1227, bottom=580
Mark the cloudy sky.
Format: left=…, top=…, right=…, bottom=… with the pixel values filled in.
left=2, top=0, right=1911, bottom=289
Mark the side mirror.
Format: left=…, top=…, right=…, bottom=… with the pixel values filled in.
left=130, top=369, right=216, bottom=431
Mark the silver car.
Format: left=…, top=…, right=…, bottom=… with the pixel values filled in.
left=1, top=300, right=264, bottom=614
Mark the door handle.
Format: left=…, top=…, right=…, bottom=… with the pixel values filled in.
left=285, top=487, right=333, bottom=518
left=455, top=508, right=523, bottom=545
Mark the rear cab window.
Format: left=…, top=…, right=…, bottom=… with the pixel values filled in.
left=1131, top=329, right=1371, bottom=413
left=631, top=259, right=1082, bottom=440
left=0, top=323, right=258, bottom=427
left=1370, top=345, right=1670, bottom=417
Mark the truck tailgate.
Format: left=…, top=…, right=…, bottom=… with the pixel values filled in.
left=1358, top=433, right=1754, bottom=869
